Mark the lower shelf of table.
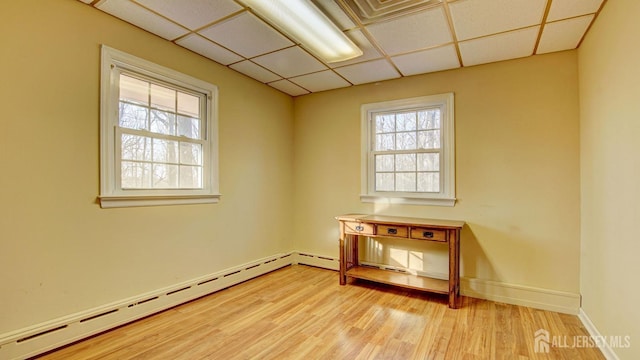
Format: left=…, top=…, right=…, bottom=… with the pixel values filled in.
left=346, top=266, right=449, bottom=294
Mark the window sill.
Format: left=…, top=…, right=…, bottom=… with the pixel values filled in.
left=360, top=195, right=456, bottom=207
left=99, top=194, right=221, bottom=208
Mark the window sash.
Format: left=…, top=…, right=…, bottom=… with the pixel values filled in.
left=116, top=128, right=206, bottom=190
left=371, top=148, right=443, bottom=194
left=117, top=69, right=207, bottom=141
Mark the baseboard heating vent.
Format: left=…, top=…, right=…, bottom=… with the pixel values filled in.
left=128, top=296, right=159, bottom=308
left=223, top=270, right=242, bottom=277
left=197, top=277, right=219, bottom=286
left=16, top=326, right=67, bottom=344
left=362, top=261, right=412, bottom=274
left=0, top=252, right=294, bottom=360
left=360, top=263, right=378, bottom=269
left=79, top=309, right=119, bottom=323
left=166, top=286, right=191, bottom=296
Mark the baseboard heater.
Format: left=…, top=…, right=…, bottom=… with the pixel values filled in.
left=0, top=253, right=295, bottom=360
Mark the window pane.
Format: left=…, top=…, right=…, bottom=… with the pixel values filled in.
left=396, top=132, right=417, bottom=150
left=418, top=130, right=441, bottom=149
left=375, top=114, right=395, bottom=133
left=396, top=173, right=416, bottom=192
left=418, top=109, right=441, bottom=130
left=417, top=153, right=439, bottom=171
left=177, top=115, right=201, bottom=139
left=375, top=133, right=395, bottom=151
left=119, top=102, right=148, bottom=130
left=178, top=92, right=200, bottom=118
left=180, top=142, right=202, bottom=165
left=121, top=161, right=151, bottom=189
left=152, top=139, right=179, bottom=163
left=121, top=134, right=151, bottom=161
left=150, top=84, right=175, bottom=111
left=180, top=165, right=202, bottom=188
left=120, top=74, right=148, bottom=105
left=375, top=173, right=394, bottom=191
left=395, top=154, right=416, bottom=171
left=396, top=112, right=416, bottom=131
left=375, top=154, right=394, bottom=172
left=153, top=164, right=179, bottom=188
left=150, top=109, right=176, bottom=136
left=418, top=172, right=440, bottom=192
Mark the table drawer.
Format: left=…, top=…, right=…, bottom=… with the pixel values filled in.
left=411, top=228, right=447, bottom=242
left=378, top=225, right=408, bottom=237
left=344, top=221, right=375, bottom=235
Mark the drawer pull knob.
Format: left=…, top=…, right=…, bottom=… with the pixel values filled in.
left=387, top=228, right=398, bottom=235
left=423, top=231, right=434, bottom=238
left=355, top=225, right=364, bottom=231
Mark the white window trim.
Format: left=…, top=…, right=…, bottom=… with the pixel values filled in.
left=360, top=93, right=456, bottom=206
left=99, top=45, right=220, bottom=208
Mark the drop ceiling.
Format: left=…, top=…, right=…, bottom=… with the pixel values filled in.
left=81, top=0, right=606, bottom=96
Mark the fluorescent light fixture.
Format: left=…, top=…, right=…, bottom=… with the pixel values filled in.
left=238, top=0, right=363, bottom=63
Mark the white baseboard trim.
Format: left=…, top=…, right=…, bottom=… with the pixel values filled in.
left=461, top=278, right=581, bottom=315
left=0, top=250, right=583, bottom=360
left=0, top=252, right=295, bottom=360
left=294, top=251, right=339, bottom=270
left=293, top=252, right=580, bottom=315
left=578, top=308, right=620, bottom=360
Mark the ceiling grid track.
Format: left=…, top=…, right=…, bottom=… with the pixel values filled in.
left=83, top=0, right=607, bottom=96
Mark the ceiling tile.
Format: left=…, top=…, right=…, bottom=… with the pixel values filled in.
left=252, top=47, right=327, bottom=78
left=365, top=6, right=452, bottom=55
left=290, top=71, right=351, bottom=92
left=229, top=61, right=281, bottom=83
left=547, top=0, right=604, bottom=22
left=135, top=0, right=242, bottom=30
left=537, top=15, right=594, bottom=55
left=391, top=44, right=460, bottom=76
left=268, top=80, right=310, bottom=97
left=96, top=0, right=188, bottom=40
left=199, top=12, right=293, bottom=58
left=459, top=26, right=539, bottom=67
left=312, top=0, right=356, bottom=30
left=176, top=34, right=243, bottom=65
left=330, top=29, right=383, bottom=68
left=449, top=0, right=546, bottom=41
left=334, top=59, right=401, bottom=85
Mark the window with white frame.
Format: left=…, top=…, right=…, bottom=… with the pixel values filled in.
left=99, top=46, right=219, bottom=208
left=361, top=93, right=456, bottom=206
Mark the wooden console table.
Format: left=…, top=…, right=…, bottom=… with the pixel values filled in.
left=337, top=214, right=465, bottom=309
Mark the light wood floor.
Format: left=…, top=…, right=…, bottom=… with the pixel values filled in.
left=37, top=265, right=604, bottom=360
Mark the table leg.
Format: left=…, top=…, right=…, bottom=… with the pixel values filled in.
left=339, top=236, right=346, bottom=285
left=448, top=228, right=461, bottom=308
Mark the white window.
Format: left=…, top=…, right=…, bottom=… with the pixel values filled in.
left=361, top=93, right=456, bottom=206
left=99, top=46, right=220, bottom=208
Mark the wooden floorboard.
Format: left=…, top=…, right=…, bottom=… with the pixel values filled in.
left=36, top=265, right=605, bottom=360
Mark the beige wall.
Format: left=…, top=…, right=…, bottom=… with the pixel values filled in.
left=579, top=0, right=640, bottom=357
left=0, top=0, right=293, bottom=333
left=3, top=0, right=616, bottom=350
left=293, top=51, right=581, bottom=295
